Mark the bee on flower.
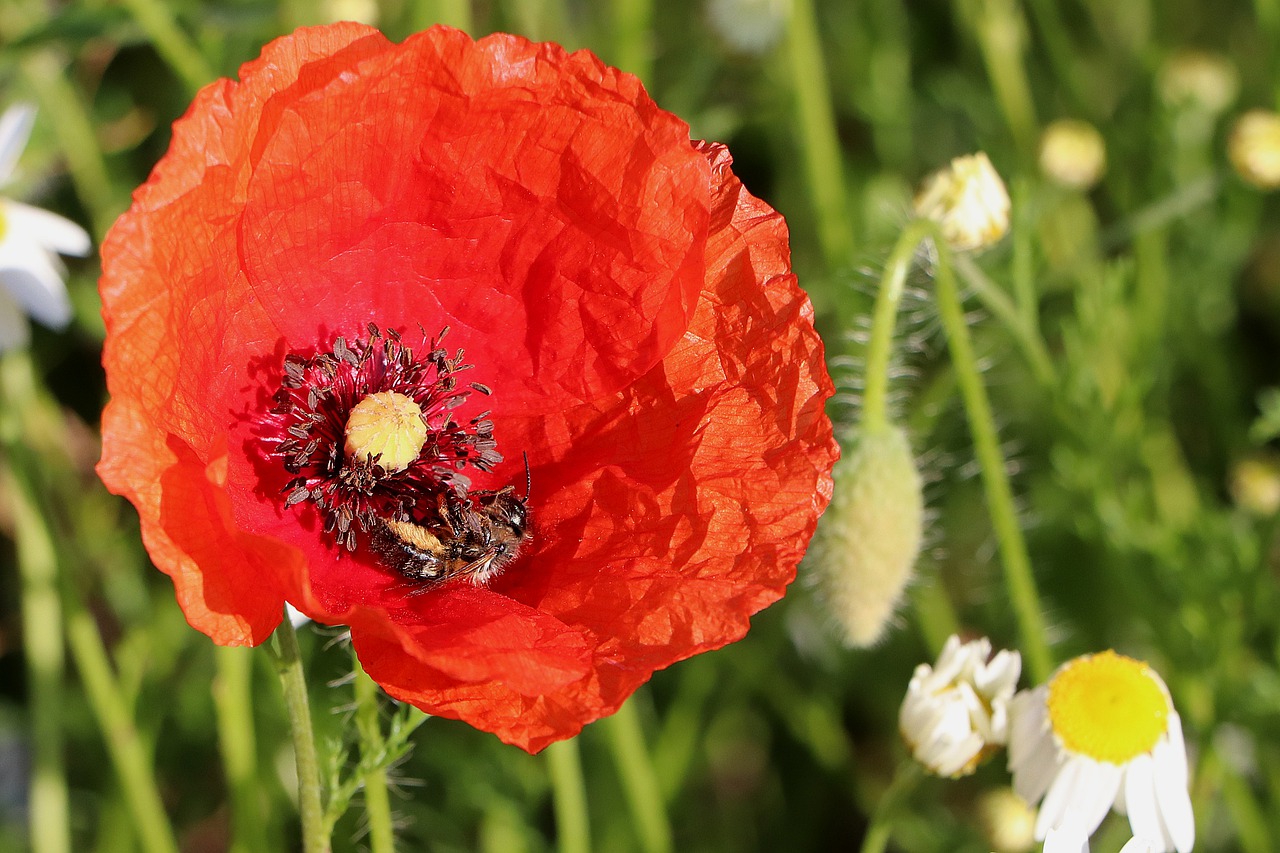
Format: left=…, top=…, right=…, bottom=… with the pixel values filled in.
left=1008, top=651, right=1194, bottom=853
left=899, top=634, right=1022, bottom=777
left=0, top=103, right=91, bottom=351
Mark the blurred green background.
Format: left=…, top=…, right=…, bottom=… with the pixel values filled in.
left=2, top=0, right=1280, bottom=851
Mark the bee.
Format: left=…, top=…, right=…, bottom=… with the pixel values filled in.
left=371, top=461, right=531, bottom=586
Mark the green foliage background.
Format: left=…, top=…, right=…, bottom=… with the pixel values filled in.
left=1, top=0, right=1279, bottom=851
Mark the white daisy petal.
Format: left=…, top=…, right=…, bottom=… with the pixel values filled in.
left=1042, top=822, right=1089, bottom=853
left=1152, top=737, right=1195, bottom=853
left=1036, top=756, right=1089, bottom=840
left=1072, top=759, right=1123, bottom=837
left=0, top=285, right=30, bottom=350
left=1119, top=837, right=1161, bottom=853
left=1123, top=754, right=1170, bottom=850
left=0, top=241, right=73, bottom=328
left=0, top=104, right=36, bottom=183
left=6, top=200, right=92, bottom=256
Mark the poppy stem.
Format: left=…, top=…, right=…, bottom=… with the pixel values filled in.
left=930, top=238, right=1054, bottom=683
left=785, top=0, right=855, bottom=268
left=861, top=218, right=935, bottom=434
left=268, top=615, right=331, bottom=853
left=601, top=698, right=672, bottom=853
left=214, top=646, right=271, bottom=853
left=352, top=659, right=396, bottom=853
left=546, top=737, right=591, bottom=853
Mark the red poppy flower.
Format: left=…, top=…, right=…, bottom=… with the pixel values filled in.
left=98, top=23, right=837, bottom=751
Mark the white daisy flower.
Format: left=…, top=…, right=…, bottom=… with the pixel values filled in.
left=899, top=634, right=1022, bottom=777
left=1043, top=819, right=1160, bottom=853
left=1009, top=651, right=1195, bottom=853
left=0, top=103, right=91, bottom=351
left=913, top=152, right=1011, bottom=252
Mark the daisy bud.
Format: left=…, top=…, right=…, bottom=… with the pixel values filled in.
left=913, top=152, right=1011, bottom=252
left=977, top=787, right=1037, bottom=853
left=706, top=0, right=792, bottom=54
left=1009, top=651, right=1194, bottom=853
left=1038, top=120, right=1106, bottom=191
left=1229, top=110, right=1280, bottom=190
left=899, top=635, right=1022, bottom=777
left=1158, top=51, right=1239, bottom=115
left=810, top=425, right=923, bottom=647
left=1230, top=455, right=1280, bottom=516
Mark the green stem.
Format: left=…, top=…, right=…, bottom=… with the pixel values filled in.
left=858, top=762, right=922, bottom=853
left=546, top=737, right=590, bottom=853
left=267, top=616, right=330, bottom=853
left=214, top=646, right=269, bottom=853
left=412, top=0, right=473, bottom=31
left=952, top=253, right=1056, bottom=386
left=17, top=52, right=120, bottom=237
left=932, top=240, right=1053, bottom=683
left=353, top=660, right=396, bottom=853
left=64, top=602, right=180, bottom=853
left=612, top=0, right=652, bottom=85
left=909, top=578, right=959, bottom=657
left=602, top=699, right=672, bottom=853
left=971, top=0, right=1038, bottom=158
left=1, top=359, right=69, bottom=853
left=117, top=0, right=215, bottom=97
left=862, top=219, right=934, bottom=432
left=786, top=0, right=854, bottom=268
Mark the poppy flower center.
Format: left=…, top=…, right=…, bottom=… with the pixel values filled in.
left=1046, top=650, right=1170, bottom=765
left=344, top=391, right=429, bottom=473
left=265, top=324, right=500, bottom=552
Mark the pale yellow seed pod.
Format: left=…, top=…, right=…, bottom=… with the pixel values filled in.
left=913, top=152, right=1011, bottom=252
left=1039, top=119, right=1106, bottom=191
left=809, top=425, right=924, bottom=647
left=1229, top=110, right=1280, bottom=190
left=344, top=391, right=428, bottom=473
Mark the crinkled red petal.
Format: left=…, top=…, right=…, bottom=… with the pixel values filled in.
left=98, top=24, right=837, bottom=750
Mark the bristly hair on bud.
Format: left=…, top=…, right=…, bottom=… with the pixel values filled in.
left=807, top=424, right=924, bottom=647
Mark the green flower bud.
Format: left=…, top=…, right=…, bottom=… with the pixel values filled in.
left=809, top=425, right=924, bottom=647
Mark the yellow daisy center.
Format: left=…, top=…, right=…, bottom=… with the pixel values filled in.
left=344, top=391, right=428, bottom=473
left=1047, top=651, right=1170, bottom=764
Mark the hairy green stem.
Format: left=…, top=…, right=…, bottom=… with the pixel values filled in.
left=268, top=616, right=330, bottom=853
left=215, top=647, right=269, bottom=853
left=786, top=0, right=854, bottom=267
left=932, top=241, right=1053, bottom=683
left=353, top=660, right=396, bottom=853
left=861, top=219, right=935, bottom=432
left=546, top=737, right=590, bottom=853
left=602, top=699, right=672, bottom=853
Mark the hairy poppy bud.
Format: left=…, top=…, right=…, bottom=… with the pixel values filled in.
left=809, top=425, right=923, bottom=647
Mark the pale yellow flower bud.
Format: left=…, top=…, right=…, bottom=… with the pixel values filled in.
left=1039, top=119, right=1106, bottom=191
left=809, top=425, right=923, bottom=647
left=1231, top=455, right=1280, bottom=516
left=978, top=788, right=1037, bottom=853
left=1159, top=51, right=1239, bottom=115
left=1229, top=110, right=1280, bottom=190
left=914, top=152, right=1011, bottom=252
